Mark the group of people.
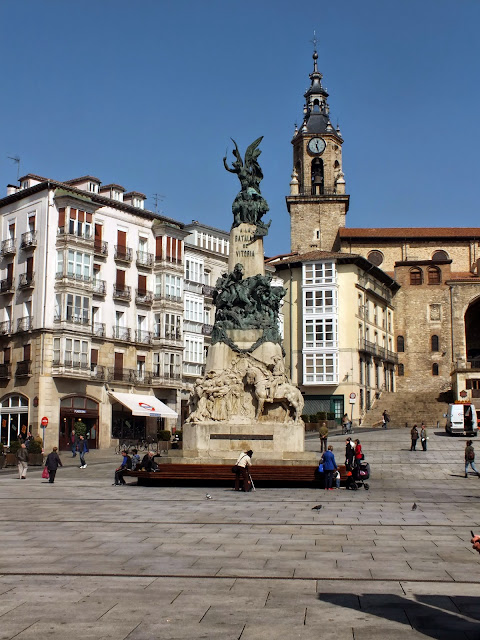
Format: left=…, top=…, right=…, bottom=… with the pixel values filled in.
left=410, top=423, right=428, bottom=451
left=317, top=437, right=364, bottom=490
left=113, top=449, right=159, bottom=485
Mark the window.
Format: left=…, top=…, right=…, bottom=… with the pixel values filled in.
left=303, top=262, right=335, bottom=285
left=66, top=294, right=90, bottom=324
left=304, top=318, right=336, bottom=348
left=397, top=336, right=404, bottom=352
left=304, top=289, right=335, bottom=313
left=367, top=250, right=384, bottom=267
left=163, top=352, right=181, bottom=378
left=397, top=363, right=404, bottom=376
left=165, top=274, right=181, bottom=299
left=304, top=353, right=338, bottom=384
left=184, top=295, right=204, bottom=323
left=63, top=338, right=89, bottom=367
left=432, top=250, right=449, bottom=261
left=68, top=209, right=92, bottom=238
left=164, top=313, right=181, bottom=339
left=67, top=250, right=91, bottom=280
left=185, top=257, right=203, bottom=283
left=88, top=182, right=99, bottom=194
left=432, top=363, right=439, bottom=376
left=428, top=266, right=441, bottom=285
left=410, top=268, right=422, bottom=285
left=431, top=335, right=439, bottom=352
left=185, top=336, right=204, bottom=363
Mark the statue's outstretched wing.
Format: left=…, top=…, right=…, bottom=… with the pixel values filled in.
left=244, top=137, right=263, bottom=169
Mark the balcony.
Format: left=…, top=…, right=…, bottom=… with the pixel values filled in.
left=0, top=320, right=11, bottom=335
left=55, top=272, right=91, bottom=292
left=0, top=239, right=16, bottom=256
left=113, top=284, right=131, bottom=302
left=202, top=284, right=216, bottom=297
left=358, top=273, right=393, bottom=303
left=92, top=278, right=106, bottom=296
left=17, top=317, right=33, bottom=332
left=114, top=246, right=132, bottom=263
left=134, top=371, right=153, bottom=385
left=20, top=231, right=37, bottom=249
left=52, top=358, right=91, bottom=377
left=0, top=279, right=14, bottom=295
left=91, top=364, right=106, bottom=381
left=183, top=362, right=205, bottom=377
left=0, top=363, right=11, bottom=379
left=385, top=349, right=399, bottom=364
left=184, top=280, right=203, bottom=294
left=16, top=360, right=31, bottom=377
left=92, top=322, right=106, bottom=337
left=54, top=313, right=90, bottom=327
left=154, top=330, right=182, bottom=343
left=94, top=240, right=108, bottom=257
left=108, top=367, right=137, bottom=383
left=135, top=329, right=153, bottom=344
left=56, top=230, right=93, bottom=249
left=153, top=292, right=183, bottom=305
left=152, top=371, right=182, bottom=387
left=136, top=251, right=154, bottom=269
left=135, top=289, right=153, bottom=306
left=112, top=326, right=131, bottom=341
left=202, top=324, right=213, bottom=336
left=18, top=272, right=35, bottom=289
left=183, top=320, right=203, bottom=334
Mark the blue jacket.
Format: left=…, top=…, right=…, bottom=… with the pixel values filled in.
left=322, top=450, right=337, bottom=471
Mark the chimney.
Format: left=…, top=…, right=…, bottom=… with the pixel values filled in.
left=6, top=185, right=18, bottom=196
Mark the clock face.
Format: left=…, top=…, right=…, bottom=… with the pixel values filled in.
left=308, top=137, right=326, bottom=154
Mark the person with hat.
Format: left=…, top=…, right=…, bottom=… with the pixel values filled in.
left=234, top=449, right=253, bottom=492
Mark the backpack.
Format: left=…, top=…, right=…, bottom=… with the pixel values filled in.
left=467, top=448, right=475, bottom=461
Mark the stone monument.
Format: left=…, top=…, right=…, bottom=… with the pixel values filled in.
left=182, top=138, right=314, bottom=463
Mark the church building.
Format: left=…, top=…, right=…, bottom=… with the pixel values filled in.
left=275, top=49, right=480, bottom=426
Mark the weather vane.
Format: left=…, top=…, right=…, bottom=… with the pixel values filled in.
left=310, top=30, right=318, bottom=53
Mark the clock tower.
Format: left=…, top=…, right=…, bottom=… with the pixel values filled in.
left=286, top=50, right=349, bottom=253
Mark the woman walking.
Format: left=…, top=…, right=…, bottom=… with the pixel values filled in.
left=354, top=439, right=363, bottom=468
left=465, top=440, right=480, bottom=478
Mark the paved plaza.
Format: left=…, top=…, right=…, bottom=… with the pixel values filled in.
left=1, top=427, right=480, bottom=639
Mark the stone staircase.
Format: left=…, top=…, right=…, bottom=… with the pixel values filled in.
left=361, top=390, right=449, bottom=429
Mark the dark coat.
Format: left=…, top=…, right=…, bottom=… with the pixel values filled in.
left=141, top=454, right=158, bottom=472
left=16, top=447, right=29, bottom=462
left=45, top=452, right=62, bottom=470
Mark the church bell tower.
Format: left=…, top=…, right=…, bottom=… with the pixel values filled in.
left=286, top=49, right=349, bottom=253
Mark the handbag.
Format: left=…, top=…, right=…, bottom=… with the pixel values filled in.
left=231, top=465, right=238, bottom=474
left=42, top=467, right=49, bottom=479
left=361, top=453, right=365, bottom=460
left=318, top=463, right=324, bottom=473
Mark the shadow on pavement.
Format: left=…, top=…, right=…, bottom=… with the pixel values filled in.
left=317, top=592, right=480, bottom=639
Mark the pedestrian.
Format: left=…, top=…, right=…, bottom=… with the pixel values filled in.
left=322, top=445, right=337, bottom=490
left=16, top=442, right=29, bottom=479
left=382, top=410, right=390, bottom=429
left=70, top=429, right=77, bottom=457
left=464, top=440, right=480, bottom=478
left=318, top=421, right=328, bottom=453
left=113, top=450, right=132, bottom=485
left=19, top=424, right=28, bottom=443
left=410, top=425, right=419, bottom=451
left=420, top=423, right=428, bottom=451
left=345, top=437, right=355, bottom=471
left=342, top=413, right=349, bottom=434
left=354, top=439, right=363, bottom=468
left=45, top=447, right=63, bottom=483
left=472, top=534, right=480, bottom=554
left=77, top=435, right=88, bottom=468
left=334, top=469, right=341, bottom=489
left=234, top=449, right=253, bottom=492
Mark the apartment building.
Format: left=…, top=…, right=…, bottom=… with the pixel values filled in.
left=0, top=175, right=228, bottom=450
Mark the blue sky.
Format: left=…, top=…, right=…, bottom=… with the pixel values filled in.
left=1, top=0, right=479, bottom=256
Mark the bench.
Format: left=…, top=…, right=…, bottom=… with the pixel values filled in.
left=123, top=463, right=352, bottom=488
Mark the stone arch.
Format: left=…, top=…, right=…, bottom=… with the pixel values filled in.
left=432, top=250, right=449, bottom=261
left=0, top=393, right=29, bottom=447
left=465, top=297, right=480, bottom=363
left=410, top=267, right=423, bottom=285
left=311, top=158, right=324, bottom=195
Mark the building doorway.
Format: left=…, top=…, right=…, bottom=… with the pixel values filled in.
left=465, top=298, right=480, bottom=365
left=59, top=396, right=99, bottom=450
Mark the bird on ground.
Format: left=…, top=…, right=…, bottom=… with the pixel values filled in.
left=205, top=493, right=213, bottom=500
left=311, top=505, right=322, bottom=510
left=412, top=503, right=417, bottom=511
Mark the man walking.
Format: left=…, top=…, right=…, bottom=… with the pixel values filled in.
left=77, top=435, right=88, bottom=468
left=420, top=423, right=428, bottom=451
left=465, top=440, right=480, bottom=478
left=45, top=447, right=63, bottom=483
left=382, top=410, right=390, bottom=429
left=410, top=425, right=419, bottom=451
left=16, top=442, right=29, bottom=479
left=318, top=422, right=328, bottom=453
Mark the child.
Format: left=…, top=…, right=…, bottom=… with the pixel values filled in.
left=334, top=469, right=341, bottom=489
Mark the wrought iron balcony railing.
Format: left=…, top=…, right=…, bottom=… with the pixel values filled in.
left=135, top=289, right=153, bottom=305
left=0, top=320, right=11, bottom=334
left=92, top=279, right=106, bottom=295
left=0, top=279, right=14, bottom=294
left=114, top=246, right=132, bottom=262
left=18, top=272, right=35, bottom=289
left=17, top=317, right=33, bottom=332
left=0, top=239, right=16, bottom=255
left=94, top=240, right=108, bottom=256
left=92, top=322, right=106, bottom=337
left=16, top=360, right=31, bottom=376
left=113, top=285, right=131, bottom=301
left=20, top=231, right=37, bottom=249
left=136, top=251, right=154, bottom=268
left=112, top=326, right=131, bottom=341
left=135, top=329, right=153, bottom=344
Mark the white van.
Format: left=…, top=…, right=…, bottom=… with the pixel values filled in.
left=445, top=403, right=478, bottom=436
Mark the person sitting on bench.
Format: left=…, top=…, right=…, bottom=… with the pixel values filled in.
left=141, top=450, right=159, bottom=472
left=113, top=450, right=132, bottom=486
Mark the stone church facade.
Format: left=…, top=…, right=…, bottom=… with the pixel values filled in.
left=281, top=49, right=480, bottom=421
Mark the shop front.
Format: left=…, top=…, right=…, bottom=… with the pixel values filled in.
left=0, top=394, right=29, bottom=446
left=59, top=395, right=99, bottom=450
left=109, top=392, right=177, bottom=442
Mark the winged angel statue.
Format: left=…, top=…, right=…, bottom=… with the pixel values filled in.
left=223, top=137, right=271, bottom=237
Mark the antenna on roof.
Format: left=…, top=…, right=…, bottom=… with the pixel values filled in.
left=152, top=193, right=165, bottom=214
left=7, top=156, right=21, bottom=180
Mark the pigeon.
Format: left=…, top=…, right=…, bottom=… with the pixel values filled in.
left=412, top=503, right=417, bottom=511
left=311, top=505, right=322, bottom=511
left=205, top=493, right=213, bottom=500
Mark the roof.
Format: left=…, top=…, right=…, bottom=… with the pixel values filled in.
left=64, top=176, right=101, bottom=185
left=267, top=250, right=400, bottom=292
left=100, top=184, right=125, bottom=192
left=339, top=227, right=480, bottom=240
left=184, top=220, right=230, bottom=238
left=124, top=191, right=146, bottom=199
left=0, top=179, right=181, bottom=228
left=18, top=173, right=49, bottom=182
